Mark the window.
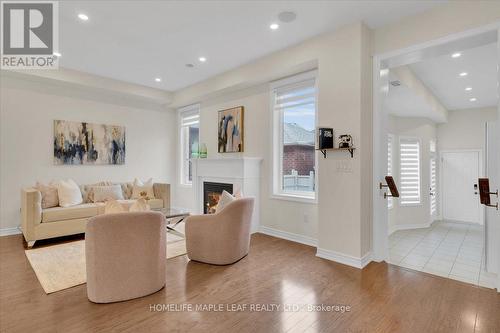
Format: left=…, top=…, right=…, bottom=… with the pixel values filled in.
left=271, top=71, right=317, bottom=200
left=430, top=156, right=437, bottom=216
left=179, top=105, right=200, bottom=186
left=387, top=134, right=394, bottom=209
left=399, top=137, right=421, bottom=205
left=429, top=139, right=437, bottom=216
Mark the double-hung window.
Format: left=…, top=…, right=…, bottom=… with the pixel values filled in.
left=271, top=71, right=317, bottom=201
left=399, top=137, right=421, bottom=205
left=387, top=134, right=394, bottom=209
left=179, top=104, right=200, bottom=186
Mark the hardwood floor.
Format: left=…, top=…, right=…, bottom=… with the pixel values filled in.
left=1, top=233, right=499, bottom=333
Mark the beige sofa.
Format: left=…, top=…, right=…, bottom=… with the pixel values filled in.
left=21, top=182, right=170, bottom=248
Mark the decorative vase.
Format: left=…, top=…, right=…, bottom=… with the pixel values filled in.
left=199, top=143, right=207, bottom=158
left=191, top=142, right=199, bottom=158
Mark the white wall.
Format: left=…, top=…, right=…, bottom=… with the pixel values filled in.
left=438, top=107, right=497, bottom=151
left=172, top=85, right=318, bottom=240
left=171, top=22, right=372, bottom=261
left=0, top=76, right=176, bottom=231
left=387, top=116, right=437, bottom=232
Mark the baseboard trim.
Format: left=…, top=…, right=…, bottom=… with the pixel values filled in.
left=258, top=226, right=318, bottom=247
left=388, top=220, right=435, bottom=235
left=0, top=226, right=22, bottom=237
left=316, top=248, right=372, bottom=269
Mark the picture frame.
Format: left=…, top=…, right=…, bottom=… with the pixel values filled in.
left=218, top=106, right=244, bottom=153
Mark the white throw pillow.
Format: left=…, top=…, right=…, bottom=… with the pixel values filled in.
left=56, top=179, right=83, bottom=207
left=92, top=185, right=124, bottom=202
left=131, top=178, right=155, bottom=200
left=129, top=198, right=151, bottom=212
left=215, top=190, right=235, bottom=213
left=104, top=200, right=126, bottom=214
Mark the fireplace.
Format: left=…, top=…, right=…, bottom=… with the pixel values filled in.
left=203, top=182, right=233, bottom=214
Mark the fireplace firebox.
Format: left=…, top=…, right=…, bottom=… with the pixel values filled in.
left=203, top=182, right=233, bottom=214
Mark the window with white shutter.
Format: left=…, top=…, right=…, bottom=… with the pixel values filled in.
left=388, top=134, right=394, bottom=209
left=430, top=156, right=437, bottom=215
left=179, top=105, right=200, bottom=186
left=399, top=137, right=421, bottom=205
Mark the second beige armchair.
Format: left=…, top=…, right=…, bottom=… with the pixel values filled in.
left=185, top=197, right=254, bottom=265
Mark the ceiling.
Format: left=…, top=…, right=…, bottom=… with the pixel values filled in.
left=385, top=81, right=444, bottom=122
left=410, top=43, right=498, bottom=110
left=58, top=1, right=445, bottom=91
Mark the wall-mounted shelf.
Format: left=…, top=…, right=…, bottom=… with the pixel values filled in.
left=317, top=147, right=355, bottom=158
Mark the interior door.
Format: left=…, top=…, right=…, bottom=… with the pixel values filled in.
left=441, top=151, right=481, bottom=223
left=485, top=122, right=499, bottom=275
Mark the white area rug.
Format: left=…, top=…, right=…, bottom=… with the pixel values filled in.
left=25, top=223, right=186, bottom=294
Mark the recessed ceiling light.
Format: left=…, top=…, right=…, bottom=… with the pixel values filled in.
left=451, top=52, right=461, bottom=58
left=198, top=57, right=206, bottom=62
left=53, top=52, right=61, bottom=57
left=469, top=97, right=477, bottom=102
left=154, top=78, right=161, bottom=82
left=465, top=87, right=472, bottom=91
left=459, top=72, right=468, bottom=77
left=78, top=13, right=89, bottom=21
left=270, top=23, right=279, bottom=30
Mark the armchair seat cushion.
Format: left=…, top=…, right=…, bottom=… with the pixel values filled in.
left=42, top=203, right=103, bottom=223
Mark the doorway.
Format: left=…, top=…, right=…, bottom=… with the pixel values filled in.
left=372, top=26, right=500, bottom=290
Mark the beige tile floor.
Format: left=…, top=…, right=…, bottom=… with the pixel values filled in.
left=388, top=220, right=497, bottom=289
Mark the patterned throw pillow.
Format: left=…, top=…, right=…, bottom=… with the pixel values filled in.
left=104, top=200, right=126, bottom=214
left=35, top=182, right=59, bottom=208
left=129, top=198, right=151, bottom=212
left=92, top=185, right=125, bottom=202
left=131, top=178, right=155, bottom=200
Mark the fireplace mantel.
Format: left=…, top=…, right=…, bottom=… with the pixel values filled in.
left=192, top=157, right=262, bottom=232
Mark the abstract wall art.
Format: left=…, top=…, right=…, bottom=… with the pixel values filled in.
left=218, top=106, right=244, bottom=153
left=53, top=120, right=125, bottom=165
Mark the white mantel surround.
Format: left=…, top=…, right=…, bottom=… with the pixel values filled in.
left=192, top=157, right=262, bottom=232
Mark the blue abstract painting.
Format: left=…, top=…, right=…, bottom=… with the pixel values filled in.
left=54, top=120, right=125, bottom=165
left=218, top=106, right=244, bottom=153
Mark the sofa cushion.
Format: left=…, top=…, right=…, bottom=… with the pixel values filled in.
left=92, top=185, right=124, bottom=202
left=42, top=203, right=103, bottom=223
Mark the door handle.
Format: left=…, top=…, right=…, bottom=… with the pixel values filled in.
left=478, top=178, right=498, bottom=210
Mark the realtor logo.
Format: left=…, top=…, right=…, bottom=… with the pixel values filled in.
left=1, top=1, right=58, bottom=69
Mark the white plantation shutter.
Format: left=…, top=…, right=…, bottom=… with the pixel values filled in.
left=399, top=138, right=421, bottom=205
left=430, top=156, right=437, bottom=215
left=387, top=134, right=394, bottom=209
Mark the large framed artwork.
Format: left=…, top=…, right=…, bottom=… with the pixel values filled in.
left=218, top=106, right=244, bottom=153
left=53, top=120, right=126, bottom=165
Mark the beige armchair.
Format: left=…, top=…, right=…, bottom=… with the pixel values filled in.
left=85, top=212, right=166, bottom=303
left=185, top=197, right=254, bottom=265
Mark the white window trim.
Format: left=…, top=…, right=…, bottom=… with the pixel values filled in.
left=399, top=136, right=422, bottom=207
left=270, top=70, right=318, bottom=203
left=178, top=104, right=200, bottom=187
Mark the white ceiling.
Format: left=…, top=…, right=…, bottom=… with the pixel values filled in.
left=410, top=43, right=498, bottom=110
left=58, top=1, right=445, bottom=91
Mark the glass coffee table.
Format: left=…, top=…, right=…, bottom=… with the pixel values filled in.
left=152, top=207, right=191, bottom=232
